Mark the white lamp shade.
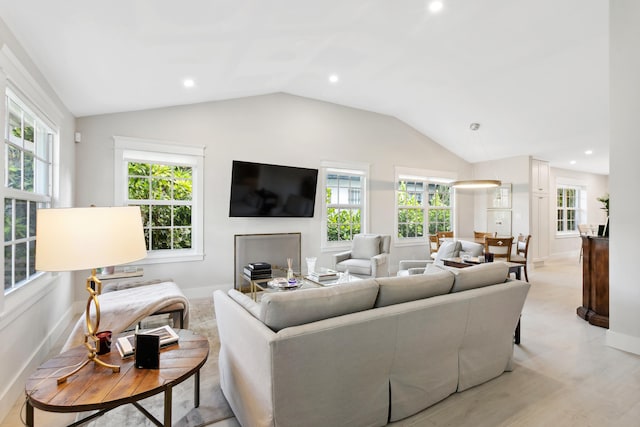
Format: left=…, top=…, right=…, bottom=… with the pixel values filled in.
left=36, top=206, right=147, bottom=272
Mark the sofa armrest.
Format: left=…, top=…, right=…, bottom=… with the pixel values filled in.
left=407, top=267, right=426, bottom=275
left=371, top=253, right=389, bottom=277
left=398, top=260, right=432, bottom=270
left=333, top=250, right=352, bottom=265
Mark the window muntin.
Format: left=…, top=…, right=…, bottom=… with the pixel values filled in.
left=325, top=172, right=363, bottom=242
left=114, top=137, right=204, bottom=263
left=127, top=162, right=193, bottom=251
left=397, top=177, right=452, bottom=240
left=556, top=185, right=582, bottom=233
left=4, top=91, right=53, bottom=293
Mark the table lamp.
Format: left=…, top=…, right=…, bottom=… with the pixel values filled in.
left=35, top=206, right=147, bottom=383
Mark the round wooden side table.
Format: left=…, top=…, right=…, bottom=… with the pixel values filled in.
left=25, top=329, right=209, bottom=427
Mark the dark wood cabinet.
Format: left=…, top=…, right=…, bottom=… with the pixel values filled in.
left=577, top=236, right=609, bottom=328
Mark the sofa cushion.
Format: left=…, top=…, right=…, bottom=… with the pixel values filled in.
left=259, top=279, right=379, bottom=331
left=459, top=241, right=484, bottom=258
left=351, top=234, right=381, bottom=259
left=448, top=262, right=509, bottom=293
left=374, top=269, right=454, bottom=307
left=434, top=241, right=462, bottom=265
left=228, top=289, right=262, bottom=319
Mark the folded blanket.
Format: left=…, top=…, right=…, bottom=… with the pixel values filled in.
left=61, top=281, right=189, bottom=353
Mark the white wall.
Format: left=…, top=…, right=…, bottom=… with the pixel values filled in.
left=607, top=0, right=640, bottom=355
left=469, top=155, right=531, bottom=239
left=0, top=18, right=77, bottom=423
left=549, top=167, right=609, bottom=257
left=75, top=93, right=473, bottom=289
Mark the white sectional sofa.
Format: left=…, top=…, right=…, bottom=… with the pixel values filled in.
left=213, top=262, right=530, bottom=427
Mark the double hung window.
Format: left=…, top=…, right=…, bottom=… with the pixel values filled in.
left=322, top=162, right=368, bottom=247
left=114, top=137, right=204, bottom=263
left=396, top=169, right=453, bottom=243
left=4, top=90, right=54, bottom=293
left=556, top=184, right=585, bottom=234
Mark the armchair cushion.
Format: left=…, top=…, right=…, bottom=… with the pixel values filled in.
left=351, top=234, right=381, bottom=259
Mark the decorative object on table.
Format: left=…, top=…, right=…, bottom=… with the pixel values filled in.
left=268, top=277, right=303, bottom=289
left=306, top=256, right=317, bottom=274
left=286, top=258, right=294, bottom=280
left=96, top=330, right=113, bottom=355
left=115, top=324, right=180, bottom=359
left=35, top=206, right=147, bottom=383
left=307, top=267, right=338, bottom=282
left=135, top=334, right=160, bottom=369
left=243, top=261, right=272, bottom=279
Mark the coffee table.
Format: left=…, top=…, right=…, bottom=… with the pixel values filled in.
left=246, top=271, right=361, bottom=301
left=25, top=329, right=208, bottom=427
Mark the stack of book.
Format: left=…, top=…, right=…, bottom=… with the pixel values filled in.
left=243, top=262, right=272, bottom=280
left=115, top=325, right=179, bottom=359
left=308, top=267, right=338, bottom=282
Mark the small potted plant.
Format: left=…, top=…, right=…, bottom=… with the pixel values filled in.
left=597, top=193, right=609, bottom=217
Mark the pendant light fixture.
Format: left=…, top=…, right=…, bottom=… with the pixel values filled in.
left=450, top=123, right=502, bottom=189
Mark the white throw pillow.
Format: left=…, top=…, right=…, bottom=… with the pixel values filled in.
left=351, top=234, right=381, bottom=259
left=434, top=241, right=462, bottom=264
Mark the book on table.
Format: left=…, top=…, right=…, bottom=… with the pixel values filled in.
left=115, top=325, right=179, bottom=359
left=308, top=267, right=338, bottom=281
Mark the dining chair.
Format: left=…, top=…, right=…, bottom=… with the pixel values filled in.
left=473, top=231, right=496, bottom=239
left=428, top=234, right=440, bottom=256
left=484, top=236, right=514, bottom=262
left=436, top=231, right=454, bottom=240
left=510, top=234, right=531, bottom=282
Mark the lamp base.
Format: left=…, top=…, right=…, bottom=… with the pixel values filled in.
left=57, top=270, right=120, bottom=384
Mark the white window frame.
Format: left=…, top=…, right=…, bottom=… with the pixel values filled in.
left=114, top=136, right=205, bottom=264
left=556, top=181, right=586, bottom=237
left=320, top=160, right=369, bottom=251
left=0, top=46, right=62, bottom=316
left=394, top=167, right=455, bottom=246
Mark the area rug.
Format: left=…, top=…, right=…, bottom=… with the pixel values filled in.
left=81, top=297, right=234, bottom=427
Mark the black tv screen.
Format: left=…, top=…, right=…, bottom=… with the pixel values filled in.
left=229, top=161, right=318, bottom=217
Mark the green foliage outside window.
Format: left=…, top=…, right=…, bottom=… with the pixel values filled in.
left=397, top=181, right=451, bottom=238
left=326, top=187, right=361, bottom=241
left=127, top=162, right=193, bottom=251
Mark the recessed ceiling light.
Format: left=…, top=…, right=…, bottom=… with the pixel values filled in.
left=428, top=1, right=444, bottom=13
left=329, top=74, right=339, bottom=84
left=570, top=160, right=577, bottom=165
left=183, top=78, right=195, bottom=88
left=585, top=150, right=593, bottom=155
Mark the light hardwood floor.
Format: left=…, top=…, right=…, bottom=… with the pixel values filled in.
left=4, top=257, right=639, bottom=426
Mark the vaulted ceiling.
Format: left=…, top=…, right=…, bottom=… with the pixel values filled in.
left=0, top=0, right=609, bottom=174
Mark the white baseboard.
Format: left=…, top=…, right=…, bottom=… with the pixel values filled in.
left=606, top=330, right=640, bottom=356
left=0, top=305, right=76, bottom=424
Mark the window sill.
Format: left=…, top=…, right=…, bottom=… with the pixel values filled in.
left=394, top=238, right=428, bottom=247
left=134, top=251, right=205, bottom=265
left=555, top=232, right=580, bottom=239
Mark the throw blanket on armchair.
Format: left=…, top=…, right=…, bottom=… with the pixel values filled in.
left=61, top=281, right=189, bottom=353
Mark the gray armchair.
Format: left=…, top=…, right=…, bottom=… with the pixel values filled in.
left=333, top=234, right=391, bottom=278
left=397, top=239, right=474, bottom=276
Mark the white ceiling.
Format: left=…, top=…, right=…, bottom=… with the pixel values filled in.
left=0, top=0, right=609, bottom=175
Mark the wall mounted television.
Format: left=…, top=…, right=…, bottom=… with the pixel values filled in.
left=229, top=160, right=319, bottom=217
